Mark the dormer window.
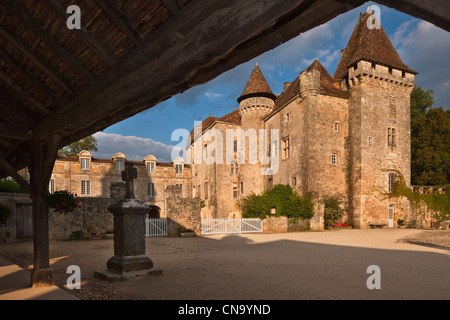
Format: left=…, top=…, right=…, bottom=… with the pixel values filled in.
left=81, top=158, right=90, bottom=170
left=144, top=155, right=157, bottom=174
left=115, top=159, right=124, bottom=173
left=78, top=150, right=93, bottom=171
left=113, top=152, right=127, bottom=173
left=174, top=157, right=184, bottom=175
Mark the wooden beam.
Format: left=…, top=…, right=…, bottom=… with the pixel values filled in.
left=42, top=0, right=117, bottom=66
left=161, top=0, right=182, bottom=17
left=36, top=0, right=339, bottom=139
left=38, top=134, right=61, bottom=196
left=94, top=0, right=144, bottom=45
left=0, top=50, right=62, bottom=105
left=0, top=123, right=32, bottom=140
left=3, top=0, right=93, bottom=81
left=0, top=69, right=51, bottom=115
left=0, top=153, right=32, bottom=194
left=0, top=22, right=75, bottom=95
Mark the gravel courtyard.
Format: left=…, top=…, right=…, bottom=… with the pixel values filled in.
left=1, top=229, right=449, bottom=300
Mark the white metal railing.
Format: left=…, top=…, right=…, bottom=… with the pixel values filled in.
left=201, top=219, right=263, bottom=236
left=145, top=218, right=168, bottom=237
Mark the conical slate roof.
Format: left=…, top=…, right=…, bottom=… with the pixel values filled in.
left=333, top=12, right=417, bottom=80
left=237, top=63, right=276, bottom=103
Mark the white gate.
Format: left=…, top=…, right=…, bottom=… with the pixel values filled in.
left=145, top=218, right=168, bottom=237
left=201, top=219, right=263, bottom=235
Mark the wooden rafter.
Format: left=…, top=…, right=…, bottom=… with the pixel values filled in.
left=3, top=0, right=93, bottom=82
left=94, top=0, right=144, bottom=45
left=0, top=50, right=62, bottom=105
left=0, top=69, right=51, bottom=115
left=41, top=0, right=117, bottom=66
left=0, top=22, right=75, bottom=95
left=0, top=153, right=32, bottom=194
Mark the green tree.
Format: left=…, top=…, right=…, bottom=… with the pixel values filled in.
left=58, top=135, right=98, bottom=157
left=410, top=86, right=450, bottom=186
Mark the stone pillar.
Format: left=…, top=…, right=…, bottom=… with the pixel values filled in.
left=95, top=162, right=162, bottom=281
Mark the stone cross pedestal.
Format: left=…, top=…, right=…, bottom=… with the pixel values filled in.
left=95, top=162, right=162, bottom=281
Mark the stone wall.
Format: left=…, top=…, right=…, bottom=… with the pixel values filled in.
left=165, top=185, right=201, bottom=236
left=262, top=216, right=311, bottom=233
left=49, top=197, right=114, bottom=240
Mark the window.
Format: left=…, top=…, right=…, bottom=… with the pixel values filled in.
left=233, top=187, right=238, bottom=201
left=81, top=180, right=90, bottom=195
left=80, top=158, right=90, bottom=170
left=292, top=177, right=296, bottom=186
left=146, top=161, right=155, bottom=173
left=115, top=159, right=124, bottom=172
left=387, top=127, right=396, bottom=147
left=332, top=153, right=338, bottom=165
left=282, top=136, right=290, bottom=159
left=176, top=184, right=183, bottom=197
left=49, top=179, right=55, bottom=194
left=240, top=182, right=244, bottom=194
left=175, top=164, right=183, bottom=174
left=231, top=162, right=239, bottom=175
left=148, top=183, right=155, bottom=197
left=204, top=182, right=208, bottom=199
left=272, top=140, right=278, bottom=157
left=285, top=112, right=290, bottom=123
left=334, top=121, right=340, bottom=132
left=388, top=173, right=397, bottom=193
left=368, top=136, right=373, bottom=145
left=234, top=139, right=238, bottom=152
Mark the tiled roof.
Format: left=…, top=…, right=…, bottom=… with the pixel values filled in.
left=237, top=63, right=276, bottom=103
left=271, top=59, right=348, bottom=115
left=333, top=12, right=417, bottom=80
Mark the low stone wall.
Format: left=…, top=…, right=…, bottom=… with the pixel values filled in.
left=165, top=186, right=201, bottom=236
left=262, top=216, right=310, bottom=233
left=49, top=197, right=115, bottom=240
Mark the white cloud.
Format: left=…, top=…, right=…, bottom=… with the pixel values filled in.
left=92, top=132, right=184, bottom=163
left=395, top=20, right=450, bottom=109
left=205, top=91, right=225, bottom=101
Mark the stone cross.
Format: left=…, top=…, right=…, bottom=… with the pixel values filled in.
left=121, top=161, right=138, bottom=199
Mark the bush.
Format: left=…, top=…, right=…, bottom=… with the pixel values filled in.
left=47, top=190, right=80, bottom=214
left=0, top=179, right=26, bottom=194
left=323, top=195, right=345, bottom=229
left=238, top=184, right=314, bottom=220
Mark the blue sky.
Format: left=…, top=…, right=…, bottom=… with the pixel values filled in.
left=92, top=2, right=450, bottom=163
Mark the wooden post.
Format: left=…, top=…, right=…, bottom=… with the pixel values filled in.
left=28, top=136, right=60, bottom=287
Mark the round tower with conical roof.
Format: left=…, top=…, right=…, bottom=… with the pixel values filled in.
left=237, top=63, right=276, bottom=198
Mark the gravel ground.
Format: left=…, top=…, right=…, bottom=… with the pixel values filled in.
left=1, top=228, right=449, bottom=300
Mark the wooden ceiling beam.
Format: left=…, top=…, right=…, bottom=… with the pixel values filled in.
left=0, top=153, right=32, bottom=194
left=36, top=0, right=346, bottom=139
left=3, top=0, right=93, bottom=82
left=94, top=0, right=144, bottom=45
left=0, top=22, right=75, bottom=95
left=0, top=50, right=62, bottom=105
left=161, top=0, right=183, bottom=17
left=0, top=69, right=51, bottom=115
left=42, top=0, right=118, bottom=66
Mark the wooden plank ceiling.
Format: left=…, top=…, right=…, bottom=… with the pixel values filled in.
left=0, top=0, right=449, bottom=179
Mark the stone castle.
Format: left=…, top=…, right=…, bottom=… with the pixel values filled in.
left=45, top=12, right=417, bottom=229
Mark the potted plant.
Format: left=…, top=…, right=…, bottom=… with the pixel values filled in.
left=47, top=190, right=80, bottom=214
left=0, top=203, right=13, bottom=227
